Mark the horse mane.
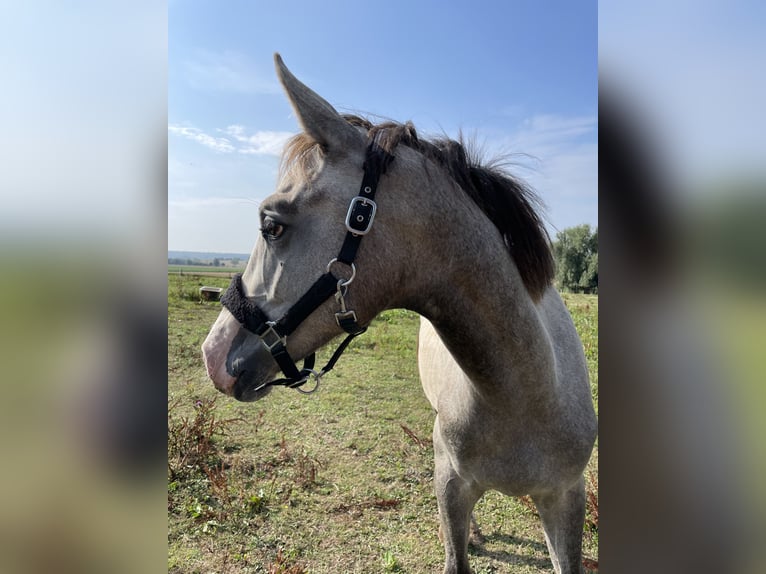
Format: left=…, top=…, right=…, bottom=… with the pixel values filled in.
left=281, top=115, right=555, bottom=301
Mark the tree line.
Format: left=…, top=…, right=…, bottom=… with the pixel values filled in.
left=552, top=224, right=598, bottom=294
left=168, top=257, right=240, bottom=267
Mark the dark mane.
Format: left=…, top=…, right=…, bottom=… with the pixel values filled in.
left=282, top=115, right=555, bottom=300
left=347, top=115, right=554, bottom=300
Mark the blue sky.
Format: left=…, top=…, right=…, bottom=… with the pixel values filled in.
left=169, top=1, right=597, bottom=253
left=600, top=0, right=766, bottom=192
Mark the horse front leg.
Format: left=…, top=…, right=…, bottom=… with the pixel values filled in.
left=433, top=420, right=482, bottom=574
left=532, top=476, right=587, bottom=574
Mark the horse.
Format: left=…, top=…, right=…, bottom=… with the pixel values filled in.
left=202, top=53, right=597, bottom=574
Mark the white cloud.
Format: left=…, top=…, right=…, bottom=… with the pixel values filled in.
left=168, top=124, right=235, bottom=153
left=509, top=114, right=597, bottom=158
left=167, top=113, right=598, bottom=250
left=485, top=113, right=598, bottom=233
left=184, top=50, right=280, bottom=94
left=221, top=125, right=293, bottom=156
left=169, top=123, right=294, bottom=157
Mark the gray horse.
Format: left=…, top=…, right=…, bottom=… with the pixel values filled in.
left=202, top=54, right=597, bottom=574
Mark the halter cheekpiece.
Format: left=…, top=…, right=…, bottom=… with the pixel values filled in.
left=221, top=138, right=394, bottom=394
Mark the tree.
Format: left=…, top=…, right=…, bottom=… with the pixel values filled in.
left=552, top=224, right=598, bottom=294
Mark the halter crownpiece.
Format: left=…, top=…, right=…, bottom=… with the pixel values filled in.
left=220, top=137, right=394, bottom=393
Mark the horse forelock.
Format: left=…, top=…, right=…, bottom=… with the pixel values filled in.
left=278, top=115, right=555, bottom=301
left=279, top=132, right=324, bottom=183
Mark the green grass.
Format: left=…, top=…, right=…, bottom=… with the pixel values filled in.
left=562, top=293, right=599, bottom=417
left=169, top=264, right=245, bottom=274
left=168, top=276, right=598, bottom=573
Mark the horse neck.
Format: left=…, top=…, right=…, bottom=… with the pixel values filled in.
left=403, top=180, right=556, bottom=401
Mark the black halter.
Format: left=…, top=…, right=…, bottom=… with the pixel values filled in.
left=220, top=139, right=394, bottom=394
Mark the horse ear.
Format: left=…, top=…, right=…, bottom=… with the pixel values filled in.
left=274, top=53, right=364, bottom=152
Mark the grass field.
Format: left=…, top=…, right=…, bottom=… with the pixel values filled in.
left=169, top=265, right=245, bottom=275
left=168, top=274, right=598, bottom=573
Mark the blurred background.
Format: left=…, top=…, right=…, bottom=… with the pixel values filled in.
left=0, top=1, right=763, bottom=573
left=600, top=1, right=765, bottom=572
left=0, top=2, right=167, bottom=573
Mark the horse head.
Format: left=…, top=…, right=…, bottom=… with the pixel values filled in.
left=201, top=55, right=420, bottom=401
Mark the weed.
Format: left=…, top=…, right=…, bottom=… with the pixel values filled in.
left=170, top=275, right=202, bottom=302
left=278, top=436, right=291, bottom=463
left=293, top=451, right=321, bottom=488
left=382, top=550, right=400, bottom=572
left=275, top=436, right=321, bottom=488
left=267, top=547, right=306, bottom=574
left=518, top=494, right=538, bottom=516
left=244, top=489, right=268, bottom=515
left=186, top=497, right=207, bottom=520
left=202, top=461, right=232, bottom=514
left=167, top=396, right=245, bottom=480
left=167, top=397, right=252, bottom=528
left=172, top=276, right=188, bottom=302
left=585, top=470, right=599, bottom=531
left=334, top=497, right=400, bottom=515
left=400, top=423, right=430, bottom=449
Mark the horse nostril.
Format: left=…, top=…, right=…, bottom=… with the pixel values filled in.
left=227, top=356, right=245, bottom=378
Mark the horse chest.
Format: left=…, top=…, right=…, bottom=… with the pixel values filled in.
left=435, top=403, right=552, bottom=493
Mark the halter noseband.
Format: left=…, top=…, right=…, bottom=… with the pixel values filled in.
left=220, top=138, right=394, bottom=394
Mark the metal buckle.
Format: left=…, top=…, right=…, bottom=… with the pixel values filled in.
left=260, top=321, right=286, bottom=351
left=335, top=309, right=358, bottom=327
left=345, top=196, right=377, bottom=236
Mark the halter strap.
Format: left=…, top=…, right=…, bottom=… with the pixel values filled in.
left=220, top=138, right=393, bottom=392
left=337, top=136, right=394, bottom=264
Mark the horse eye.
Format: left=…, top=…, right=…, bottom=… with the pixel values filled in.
left=260, top=217, right=286, bottom=240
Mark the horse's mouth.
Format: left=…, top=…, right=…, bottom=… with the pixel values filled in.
left=232, top=372, right=274, bottom=402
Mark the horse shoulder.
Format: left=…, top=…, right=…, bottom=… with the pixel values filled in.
left=417, top=317, right=467, bottom=411
left=537, top=288, right=592, bottom=399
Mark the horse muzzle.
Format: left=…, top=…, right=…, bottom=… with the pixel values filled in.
left=202, top=319, right=281, bottom=401
left=201, top=336, right=237, bottom=396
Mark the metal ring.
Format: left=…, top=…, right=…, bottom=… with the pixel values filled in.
left=326, top=258, right=356, bottom=287
left=294, top=370, right=321, bottom=394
